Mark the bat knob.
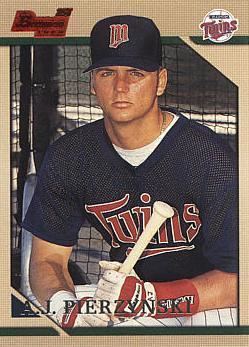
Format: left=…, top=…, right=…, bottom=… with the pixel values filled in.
left=153, top=201, right=174, bottom=219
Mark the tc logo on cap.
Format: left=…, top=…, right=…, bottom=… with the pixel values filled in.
left=109, top=24, right=129, bottom=48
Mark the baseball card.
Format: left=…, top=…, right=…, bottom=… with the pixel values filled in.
left=0, top=1, right=248, bottom=347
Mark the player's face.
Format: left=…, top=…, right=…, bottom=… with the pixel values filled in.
left=91, top=66, right=167, bottom=124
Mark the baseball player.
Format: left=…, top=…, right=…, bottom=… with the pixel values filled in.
left=22, top=15, right=238, bottom=328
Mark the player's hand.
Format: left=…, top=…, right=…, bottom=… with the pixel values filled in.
left=82, top=262, right=127, bottom=326
left=94, top=261, right=200, bottom=320
left=94, top=261, right=156, bottom=319
left=56, top=296, right=110, bottom=328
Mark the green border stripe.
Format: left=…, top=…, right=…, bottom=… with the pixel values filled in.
left=0, top=327, right=59, bottom=336
left=0, top=326, right=249, bottom=336
left=0, top=36, right=184, bottom=45
left=65, top=326, right=249, bottom=336
left=0, top=36, right=248, bottom=45
left=0, top=37, right=90, bottom=45
left=190, top=36, right=249, bottom=45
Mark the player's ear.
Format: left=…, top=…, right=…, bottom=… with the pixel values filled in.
left=90, top=72, right=96, bottom=95
left=156, top=68, right=167, bottom=96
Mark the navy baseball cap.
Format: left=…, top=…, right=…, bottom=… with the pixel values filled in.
left=83, top=15, right=162, bottom=73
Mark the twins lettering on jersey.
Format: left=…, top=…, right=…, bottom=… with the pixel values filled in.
left=85, top=193, right=201, bottom=259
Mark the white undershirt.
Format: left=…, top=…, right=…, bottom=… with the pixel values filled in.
left=113, top=112, right=179, bottom=167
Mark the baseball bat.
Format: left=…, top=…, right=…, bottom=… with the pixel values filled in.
left=119, top=201, right=174, bottom=274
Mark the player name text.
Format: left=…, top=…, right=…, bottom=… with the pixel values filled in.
left=43, top=295, right=196, bottom=316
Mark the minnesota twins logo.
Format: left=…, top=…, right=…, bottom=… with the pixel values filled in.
left=109, top=24, right=129, bottom=48
left=199, top=9, right=238, bottom=43
left=85, top=193, right=202, bottom=259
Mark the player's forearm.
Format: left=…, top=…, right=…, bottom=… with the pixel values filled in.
left=29, top=236, right=75, bottom=309
left=191, top=270, right=238, bottom=312
left=29, top=258, right=75, bottom=308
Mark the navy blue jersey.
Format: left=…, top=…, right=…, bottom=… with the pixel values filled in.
left=22, top=109, right=238, bottom=282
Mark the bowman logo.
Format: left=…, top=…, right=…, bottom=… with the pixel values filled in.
left=199, top=9, right=238, bottom=43
left=11, top=8, right=73, bottom=38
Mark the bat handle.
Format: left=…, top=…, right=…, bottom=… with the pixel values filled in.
left=119, top=201, right=174, bottom=275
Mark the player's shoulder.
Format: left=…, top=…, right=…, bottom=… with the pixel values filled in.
left=188, top=119, right=234, bottom=158
left=54, top=118, right=103, bottom=144
left=166, top=107, right=235, bottom=159
left=40, top=119, right=104, bottom=172
left=48, top=119, right=104, bottom=154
